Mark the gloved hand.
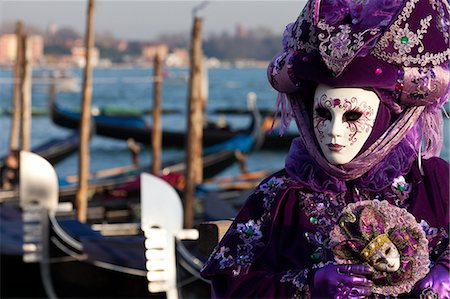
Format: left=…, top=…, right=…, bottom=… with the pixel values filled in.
left=311, top=264, right=374, bottom=299
left=413, top=264, right=450, bottom=299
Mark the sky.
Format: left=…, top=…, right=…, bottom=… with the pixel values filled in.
left=0, top=1, right=306, bottom=41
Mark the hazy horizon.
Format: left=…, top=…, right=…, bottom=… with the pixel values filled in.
left=0, top=1, right=306, bottom=41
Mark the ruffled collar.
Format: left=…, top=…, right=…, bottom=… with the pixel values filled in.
left=285, top=137, right=416, bottom=194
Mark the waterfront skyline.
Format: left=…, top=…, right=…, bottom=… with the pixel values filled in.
left=0, top=1, right=306, bottom=41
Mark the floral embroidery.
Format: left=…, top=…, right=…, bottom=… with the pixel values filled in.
left=393, top=24, right=423, bottom=55
left=209, top=176, right=289, bottom=276
left=431, top=0, right=450, bottom=44
left=316, top=21, right=379, bottom=74
left=329, top=30, right=352, bottom=59
left=420, top=220, right=439, bottom=239
left=214, top=246, right=234, bottom=269
left=419, top=219, right=449, bottom=258
left=391, top=175, right=412, bottom=202
left=361, top=189, right=410, bottom=209
left=299, top=190, right=347, bottom=261
left=258, top=177, right=285, bottom=196
left=280, top=261, right=333, bottom=298
left=281, top=269, right=308, bottom=288
left=281, top=269, right=310, bottom=293
left=236, top=220, right=263, bottom=243
left=299, top=175, right=416, bottom=262
left=373, top=0, right=450, bottom=66
left=286, top=3, right=315, bottom=52
left=258, top=177, right=286, bottom=220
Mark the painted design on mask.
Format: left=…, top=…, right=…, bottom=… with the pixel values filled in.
left=342, top=97, right=376, bottom=145
left=314, top=94, right=375, bottom=145
left=313, top=93, right=334, bottom=143
left=313, top=85, right=378, bottom=165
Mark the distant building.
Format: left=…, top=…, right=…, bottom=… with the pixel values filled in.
left=141, top=43, right=169, bottom=62
left=70, top=46, right=100, bottom=67
left=166, top=48, right=189, bottom=67
left=235, top=23, right=247, bottom=38
left=117, top=40, right=128, bottom=52
left=0, top=34, right=44, bottom=65
left=67, top=38, right=84, bottom=48
left=47, top=23, right=58, bottom=36
left=28, top=35, right=44, bottom=63
left=0, top=34, right=17, bottom=64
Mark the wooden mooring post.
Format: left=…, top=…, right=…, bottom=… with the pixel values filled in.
left=20, top=34, right=31, bottom=152
left=76, top=0, right=95, bottom=223
left=9, top=21, right=23, bottom=152
left=184, top=16, right=204, bottom=229
left=151, top=53, right=163, bottom=175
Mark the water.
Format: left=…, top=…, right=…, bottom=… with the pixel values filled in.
left=0, top=66, right=291, bottom=180
left=0, top=66, right=448, bottom=181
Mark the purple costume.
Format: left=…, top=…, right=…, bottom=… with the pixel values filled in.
left=201, top=0, right=449, bottom=297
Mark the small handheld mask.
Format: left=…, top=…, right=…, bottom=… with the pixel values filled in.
left=360, top=234, right=400, bottom=273
left=330, top=200, right=430, bottom=296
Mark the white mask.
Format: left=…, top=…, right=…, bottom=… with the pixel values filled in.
left=368, top=241, right=401, bottom=273
left=313, top=84, right=380, bottom=165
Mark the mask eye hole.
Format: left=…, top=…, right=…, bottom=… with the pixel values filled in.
left=373, top=257, right=382, bottom=265
left=343, top=111, right=362, bottom=122
left=385, top=247, right=391, bottom=255
left=315, top=108, right=331, bottom=120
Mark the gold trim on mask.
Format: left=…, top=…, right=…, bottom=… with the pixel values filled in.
left=360, top=233, right=392, bottom=260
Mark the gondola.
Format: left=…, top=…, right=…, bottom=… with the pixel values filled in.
left=1, top=102, right=262, bottom=297
left=55, top=148, right=244, bottom=208
left=1, top=101, right=263, bottom=208
left=1, top=118, right=264, bottom=297
left=0, top=132, right=82, bottom=206
left=55, top=101, right=262, bottom=207
left=211, top=108, right=298, bottom=150
left=1, top=130, right=81, bottom=166
left=0, top=152, right=212, bottom=298
left=0, top=141, right=258, bottom=214
left=0, top=203, right=208, bottom=298
left=49, top=93, right=260, bottom=148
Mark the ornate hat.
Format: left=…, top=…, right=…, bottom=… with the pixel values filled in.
left=269, top=0, right=449, bottom=108
left=269, top=0, right=449, bottom=179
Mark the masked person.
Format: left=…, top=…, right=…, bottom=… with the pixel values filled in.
left=200, top=0, right=449, bottom=298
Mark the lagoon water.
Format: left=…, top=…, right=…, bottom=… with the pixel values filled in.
left=1, top=66, right=449, bottom=180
